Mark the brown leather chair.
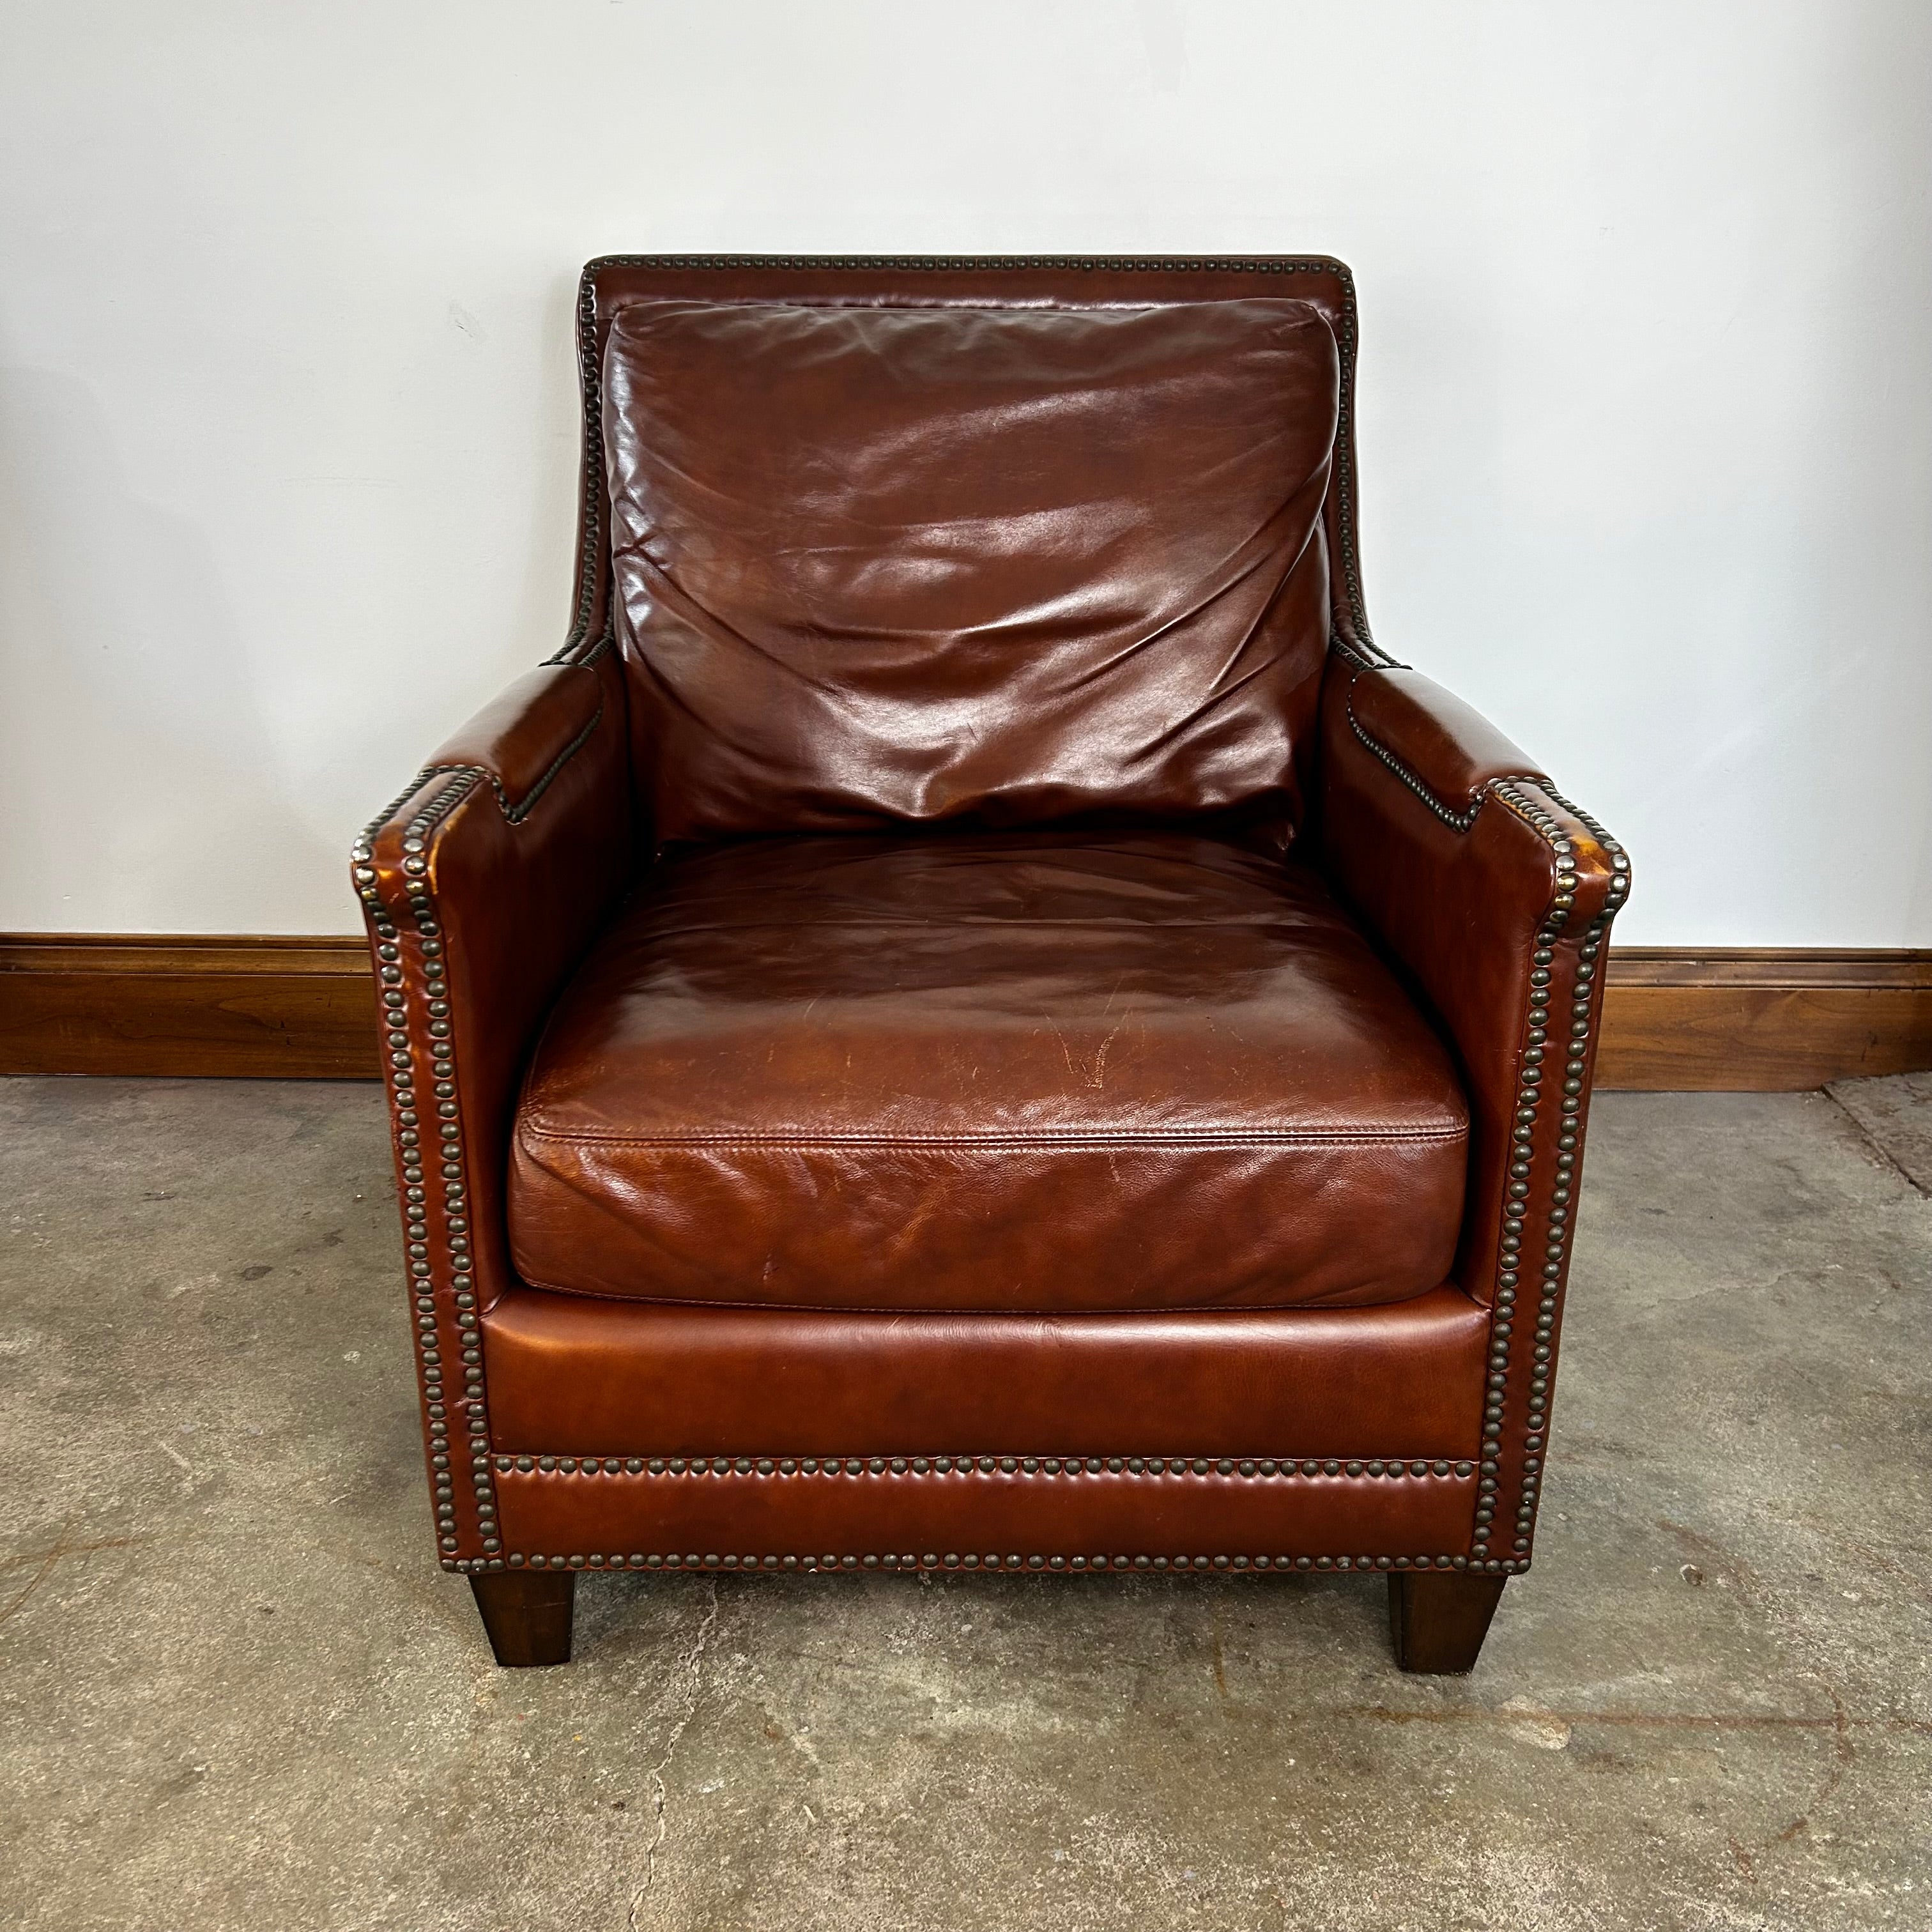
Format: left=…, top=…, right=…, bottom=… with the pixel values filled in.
left=352, top=255, right=1630, bottom=1675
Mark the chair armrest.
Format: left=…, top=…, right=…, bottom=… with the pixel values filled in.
left=350, top=642, right=631, bottom=1572
left=1316, top=644, right=1630, bottom=1576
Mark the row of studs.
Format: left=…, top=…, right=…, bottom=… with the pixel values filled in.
left=1331, top=634, right=1614, bottom=1549
left=551, top=269, right=611, bottom=660
left=503, top=1549, right=1522, bottom=1575
left=1519, top=788, right=1630, bottom=1545
left=496, top=1454, right=1475, bottom=1480
left=387, top=257, right=1512, bottom=1579
left=587, top=252, right=1348, bottom=275
left=350, top=790, right=450, bottom=1550
left=403, top=772, right=495, bottom=1568
left=1473, top=779, right=1578, bottom=1570
left=1330, top=630, right=1403, bottom=678
left=352, top=768, right=500, bottom=1574
left=1341, top=671, right=1488, bottom=832
left=1517, top=908, right=1605, bottom=1560
left=1304, top=742, right=1628, bottom=1572
left=1482, top=781, right=1630, bottom=1570
left=1313, top=724, right=1623, bottom=1572
left=1542, top=785, right=1627, bottom=865
left=1322, top=291, right=1381, bottom=658
left=569, top=252, right=1382, bottom=671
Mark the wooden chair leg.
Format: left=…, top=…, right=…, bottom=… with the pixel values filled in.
left=1388, top=1572, right=1507, bottom=1674
left=470, top=1570, right=576, bottom=1667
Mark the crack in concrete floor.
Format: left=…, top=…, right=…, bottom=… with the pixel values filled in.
left=629, top=1580, right=720, bottom=1928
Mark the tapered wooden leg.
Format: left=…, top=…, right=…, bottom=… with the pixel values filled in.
left=1388, top=1572, right=1507, bottom=1674
left=470, top=1570, right=576, bottom=1667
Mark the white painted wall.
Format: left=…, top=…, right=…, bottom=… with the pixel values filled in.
left=3, top=0, right=1927, bottom=942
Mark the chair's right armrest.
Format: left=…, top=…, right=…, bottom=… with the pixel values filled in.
left=1316, top=645, right=1630, bottom=1576
left=350, top=640, right=631, bottom=1573
left=1317, top=652, right=1629, bottom=1137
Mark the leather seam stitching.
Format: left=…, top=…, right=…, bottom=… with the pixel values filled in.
left=494, top=1460, right=1474, bottom=1482
left=514, top=1125, right=1469, bottom=1149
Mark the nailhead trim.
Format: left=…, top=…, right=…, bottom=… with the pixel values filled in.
left=542, top=266, right=617, bottom=667
left=1321, top=288, right=1384, bottom=664
left=483, top=1455, right=1499, bottom=1579
left=1329, top=634, right=1381, bottom=670
left=1538, top=785, right=1629, bottom=866
left=354, top=769, right=505, bottom=1572
left=371, top=258, right=1625, bottom=1584
left=493, top=1455, right=1475, bottom=1480
left=353, top=629, right=621, bottom=1577
left=491, top=1550, right=1529, bottom=1577
left=1342, top=676, right=1491, bottom=831
left=1477, top=780, right=1630, bottom=1566
left=586, top=254, right=1347, bottom=279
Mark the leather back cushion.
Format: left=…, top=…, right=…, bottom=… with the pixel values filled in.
left=602, top=297, right=1339, bottom=847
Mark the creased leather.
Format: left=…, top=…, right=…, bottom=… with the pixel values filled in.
left=602, top=298, right=1338, bottom=848
left=508, top=831, right=1468, bottom=1313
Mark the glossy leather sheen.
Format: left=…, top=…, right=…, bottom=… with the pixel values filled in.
left=1340, top=666, right=1550, bottom=816
left=1318, top=649, right=1627, bottom=1565
left=357, top=257, right=1630, bottom=1586
left=492, top=1464, right=1480, bottom=1571
left=508, top=831, right=1468, bottom=1313
left=426, top=663, right=612, bottom=816
left=602, top=298, right=1338, bottom=848
left=372, top=648, right=632, bottom=1326
left=1317, top=654, right=1620, bottom=1311
left=356, top=645, right=633, bottom=1565
left=482, top=1283, right=1488, bottom=1458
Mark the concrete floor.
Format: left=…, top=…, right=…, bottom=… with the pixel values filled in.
left=1, top=1079, right=1927, bottom=1932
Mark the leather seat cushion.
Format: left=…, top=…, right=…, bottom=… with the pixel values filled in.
left=508, top=831, right=1469, bottom=1314
left=602, top=296, right=1340, bottom=848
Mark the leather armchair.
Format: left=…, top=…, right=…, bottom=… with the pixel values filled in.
left=353, top=255, right=1629, bottom=1673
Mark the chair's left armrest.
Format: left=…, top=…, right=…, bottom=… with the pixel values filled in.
left=350, top=643, right=631, bottom=1571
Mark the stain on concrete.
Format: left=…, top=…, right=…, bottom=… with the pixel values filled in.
left=1829, top=1070, right=1932, bottom=1197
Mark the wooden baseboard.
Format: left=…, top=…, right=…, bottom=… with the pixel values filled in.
left=0, top=935, right=379, bottom=1079
left=2, top=935, right=1928, bottom=1091
left=1595, top=949, right=1932, bottom=1091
